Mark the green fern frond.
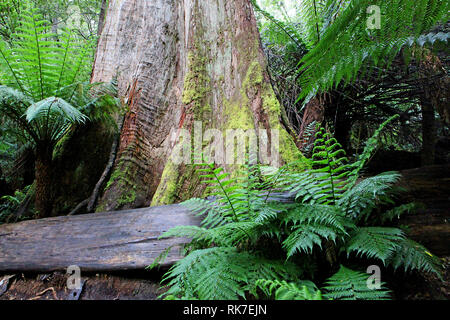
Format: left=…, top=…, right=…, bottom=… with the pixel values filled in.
left=346, top=227, right=405, bottom=263
left=381, top=203, right=418, bottom=224
left=323, top=265, right=391, bottom=300
left=339, top=172, right=402, bottom=221
left=256, top=279, right=323, bottom=300
left=161, top=247, right=298, bottom=300
left=348, top=115, right=401, bottom=186
left=281, top=204, right=352, bottom=257
left=387, top=238, right=444, bottom=278
left=298, top=0, right=449, bottom=98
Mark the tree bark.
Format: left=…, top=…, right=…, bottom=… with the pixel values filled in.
left=91, top=0, right=305, bottom=211
left=297, top=96, right=325, bottom=153
left=34, top=145, right=53, bottom=218
left=420, top=102, right=436, bottom=166
left=97, top=0, right=108, bottom=37
left=418, top=52, right=447, bottom=166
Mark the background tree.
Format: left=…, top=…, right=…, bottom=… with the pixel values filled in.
left=253, top=0, right=449, bottom=165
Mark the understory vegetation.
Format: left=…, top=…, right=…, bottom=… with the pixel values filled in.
left=153, top=117, right=443, bottom=300
left=0, top=0, right=448, bottom=302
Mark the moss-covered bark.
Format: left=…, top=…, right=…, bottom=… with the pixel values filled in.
left=92, top=0, right=308, bottom=210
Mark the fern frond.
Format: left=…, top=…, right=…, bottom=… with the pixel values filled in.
left=381, top=203, right=418, bottom=224
left=339, top=172, right=402, bottom=221
left=161, top=247, right=298, bottom=300
left=298, top=0, right=449, bottom=98
left=345, top=227, right=405, bottom=263
left=281, top=204, right=352, bottom=257
left=387, top=238, right=443, bottom=278
left=256, top=279, right=323, bottom=300
left=323, top=265, right=391, bottom=300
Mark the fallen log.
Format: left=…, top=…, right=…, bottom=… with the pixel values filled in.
left=0, top=205, right=202, bottom=273
left=0, top=165, right=448, bottom=274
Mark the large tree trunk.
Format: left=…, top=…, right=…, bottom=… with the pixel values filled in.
left=91, top=0, right=304, bottom=211
left=34, top=145, right=53, bottom=218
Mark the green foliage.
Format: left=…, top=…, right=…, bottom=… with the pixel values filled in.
left=0, top=6, right=92, bottom=100
left=297, top=0, right=450, bottom=99
left=345, top=227, right=405, bottom=263
left=0, top=1, right=119, bottom=216
left=386, top=238, right=444, bottom=278
left=0, top=184, right=33, bottom=224
left=161, top=247, right=300, bottom=300
left=323, top=265, right=391, bottom=300
left=0, top=3, right=118, bottom=147
left=152, top=120, right=443, bottom=300
left=255, top=279, right=323, bottom=300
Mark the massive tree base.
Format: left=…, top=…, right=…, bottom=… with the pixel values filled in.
left=91, top=0, right=305, bottom=212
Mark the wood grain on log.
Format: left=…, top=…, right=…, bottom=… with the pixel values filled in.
left=0, top=205, right=201, bottom=272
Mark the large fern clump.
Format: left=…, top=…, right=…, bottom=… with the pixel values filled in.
left=151, top=116, right=443, bottom=300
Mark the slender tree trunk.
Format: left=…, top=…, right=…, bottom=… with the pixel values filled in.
left=91, top=0, right=305, bottom=211
left=35, top=145, right=53, bottom=218
left=418, top=52, right=445, bottom=166
left=97, top=0, right=108, bottom=37
left=297, top=96, right=324, bottom=153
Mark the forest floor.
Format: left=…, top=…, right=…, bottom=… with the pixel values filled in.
left=0, top=261, right=448, bottom=300
left=0, top=271, right=166, bottom=300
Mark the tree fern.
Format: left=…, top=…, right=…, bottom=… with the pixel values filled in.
left=298, top=0, right=449, bottom=98
left=0, top=6, right=93, bottom=100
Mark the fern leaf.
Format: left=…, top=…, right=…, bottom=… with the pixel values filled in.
left=323, top=265, right=391, bottom=300
left=346, top=227, right=405, bottom=263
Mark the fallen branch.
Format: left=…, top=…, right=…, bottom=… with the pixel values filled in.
left=67, top=198, right=89, bottom=216
left=29, top=287, right=58, bottom=300
left=86, top=115, right=125, bottom=213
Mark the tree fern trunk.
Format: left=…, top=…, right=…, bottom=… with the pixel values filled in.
left=35, top=145, right=53, bottom=218
left=91, top=0, right=306, bottom=211
left=418, top=53, right=444, bottom=166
